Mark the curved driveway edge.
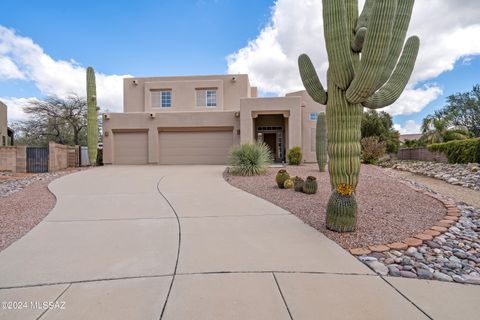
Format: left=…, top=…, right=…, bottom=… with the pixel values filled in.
left=0, top=165, right=478, bottom=320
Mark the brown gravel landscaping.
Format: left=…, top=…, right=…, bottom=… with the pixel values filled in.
left=0, top=168, right=85, bottom=252
left=224, top=164, right=447, bottom=249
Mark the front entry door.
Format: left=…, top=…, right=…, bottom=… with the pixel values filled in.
left=263, top=133, right=278, bottom=162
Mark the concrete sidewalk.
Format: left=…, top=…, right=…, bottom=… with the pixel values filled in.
left=0, top=166, right=478, bottom=319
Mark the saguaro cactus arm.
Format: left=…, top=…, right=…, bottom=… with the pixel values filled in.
left=356, top=0, right=374, bottom=32
left=86, top=66, right=98, bottom=164
left=362, top=36, right=420, bottom=109
left=322, top=0, right=354, bottom=89
left=298, top=54, right=328, bottom=105
left=351, top=27, right=367, bottom=52
left=346, top=0, right=398, bottom=103
left=378, top=0, right=415, bottom=87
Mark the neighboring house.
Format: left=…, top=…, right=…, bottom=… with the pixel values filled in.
left=103, top=74, right=325, bottom=165
left=0, top=101, right=14, bottom=146
left=400, top=133, right=422, bottom=143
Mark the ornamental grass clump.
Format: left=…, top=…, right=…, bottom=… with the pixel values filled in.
left=228, top=143, right=273, bottom=176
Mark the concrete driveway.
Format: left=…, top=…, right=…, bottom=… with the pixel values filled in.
left=0, top=166, right=478, bottom=319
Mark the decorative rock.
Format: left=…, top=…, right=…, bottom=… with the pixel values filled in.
left=404, top=238, right=423, bottom=247
left=387, top=242, right=408, bottom=250
left=427, top=241, right=441, bottom=249
left=437, top=222, right=453, bottom=228
left=367, top=261, right=389, bottom=276
left=358, top=256, right=377, bottom=262
left=350, top=248, right=371, bottom=256
left=463, top=274, right=480, bottom=285
left=388, top=265, right=401, bottom=277
left=400, top=271, right=417, bottom=278
left=439, top=220, right=454, bottom=225
left=433, top=271, right=453, bottom=282
left=415, top=233, right=433, bottom=241
left=406, top=247, right=418, bottom=255
left=452, top=275, right=466, bottom=283
left=417, top=269, right=433, bottom=280
left=453, top=251, right=468, bottom=259
left=368, top=244, right=390, bottom=253
left=443, top=216, right=459, bottom=221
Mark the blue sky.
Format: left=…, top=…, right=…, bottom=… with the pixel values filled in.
left=1, top=0, right=479, bottom=133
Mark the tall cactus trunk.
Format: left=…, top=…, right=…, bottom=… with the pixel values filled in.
left=316, top=113, right=327, bottom=172
left=325, top=84, right=362, bottom=232
left=86, top=67, right=98, bottom=165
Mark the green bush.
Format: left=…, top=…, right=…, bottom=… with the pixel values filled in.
left=287, top=147, right=303, bottom=165
left=428, top=138, right=480, bottom=164
left=361, top=137, right=386, bottom=164
left=228, top=143, right=273, bottom=176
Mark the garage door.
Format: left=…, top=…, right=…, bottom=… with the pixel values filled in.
left=158, top=129, right=233, bottom=164
left=113, top=131, right=148, bottom=164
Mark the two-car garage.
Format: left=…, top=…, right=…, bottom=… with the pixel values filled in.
left=112, top=127, right=234, bottom=165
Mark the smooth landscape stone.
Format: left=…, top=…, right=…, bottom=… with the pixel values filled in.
left=433, top=271, right=453, bottom=282
left=417, top=269, right=433, bottom=280
left=400, top=271, right=417, bottom=279
left=367, top=261, right=389, bottom=276
left=388, top=265, right=401, bottom=277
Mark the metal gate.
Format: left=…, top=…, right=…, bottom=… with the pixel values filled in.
left=27, top=147, right=49, bottom=173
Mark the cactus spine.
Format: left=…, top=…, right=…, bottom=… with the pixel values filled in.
left=86, top=67, right=98, bottom=165
left=316, top=113, right=327, bottom=172
left=298, top=0, right=419, bottom=232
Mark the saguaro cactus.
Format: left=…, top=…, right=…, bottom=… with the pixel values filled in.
left=316, top=113, right=327, bottom=172
left=86, top=66, right=98, bottom=165
left=298, top=0, right=419, bottom=232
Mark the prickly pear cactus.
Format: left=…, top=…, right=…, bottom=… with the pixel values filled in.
left=298, top=0, right=419, bottom=232
left=276, top=169, right=290, bottom=188
left=86, top=67, right=98, bottom=165
left=316, top=113, right=327, bottom=172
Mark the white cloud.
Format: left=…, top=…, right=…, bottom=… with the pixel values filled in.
left=227, top=0, right=480, bottom=117
left=0, top=25, right=130, bottom=121
left=394, top=120, right=422, bottom=135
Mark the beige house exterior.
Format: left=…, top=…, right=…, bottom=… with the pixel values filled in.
left=103, top=74, right=325, bottom=165
left=0, top=101, right=14, bottom=146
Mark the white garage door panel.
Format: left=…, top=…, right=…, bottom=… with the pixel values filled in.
left=158, top=131, right=233, bottom=164
left=114, top=132, right=148, bottom=164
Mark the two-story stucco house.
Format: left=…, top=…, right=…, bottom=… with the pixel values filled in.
left=103, top=74, right=325, bottom=165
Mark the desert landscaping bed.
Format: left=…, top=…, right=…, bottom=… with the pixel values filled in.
left=0, top=168, right=85, bottom=252
left=225, top=164, right=446, bottom=249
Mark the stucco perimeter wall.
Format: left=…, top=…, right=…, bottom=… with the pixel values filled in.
left=123, top=74, right=253, bottom=113
left=0, top=146, right=26, bottom=173
left=286, top=91, right=326, bottom=163
left=102, top=111, right=240, bottom=164
left=0, top=102, right=7, bottom=146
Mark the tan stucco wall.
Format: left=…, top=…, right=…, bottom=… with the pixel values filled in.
left=239, top=96, right=305, bottom=160
left=103, top=111, right=240, bottom=164
left=286, top=91, right=326, bottom=163
left=124, top=74, right=254, bottom=113
left=0, top=102, right=8, bottom=146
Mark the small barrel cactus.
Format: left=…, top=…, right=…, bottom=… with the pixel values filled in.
left=294, top=177, right=304, bottom=192
left=276, top=169, right=290, bottom=188
left=284, top=179, right=294, bottom=189
left=303, top=176, right=318, bottom=194
left=326, top=184, right=357, bottom=232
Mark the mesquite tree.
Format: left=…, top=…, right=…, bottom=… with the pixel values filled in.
left=86, top=66, right=99, bottom=164
left=298, top=0, right=419, bottom=232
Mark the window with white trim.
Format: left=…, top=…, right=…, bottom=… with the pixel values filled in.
left=196, top=88, right=217, bottom=107
left=151, top=90, right=172, bottom=108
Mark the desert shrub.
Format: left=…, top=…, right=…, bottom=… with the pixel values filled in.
left=287, top=147, right=303, bottom=165
left=361, top=137, right=386, bottom=164
left=428, top=138, right=480, bottom=164
left=228, top=143, right=273, bottom=176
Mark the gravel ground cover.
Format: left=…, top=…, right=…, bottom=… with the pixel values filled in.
left=357, top=173, right=480, bottom=285
left=0, top=168, right=85, bottom=252
left=225, top=164, right=446, bottom=249
left=380, top=160, right=480, bottom=191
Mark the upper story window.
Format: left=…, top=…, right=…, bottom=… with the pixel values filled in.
left=151, top=90, right=172, bottom=108
left=196, top=88, right=217, bottom=107
left=310, top=112, right=318, bottom=121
